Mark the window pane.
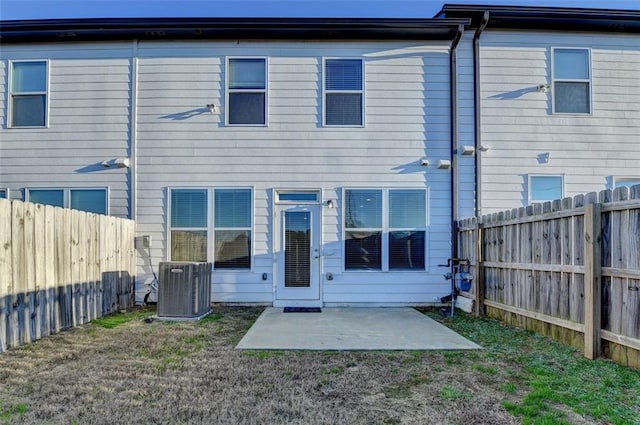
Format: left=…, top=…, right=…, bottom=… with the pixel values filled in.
left=12, top=95, right=46, bottom=127
left=326, top=93, right=362, bottom=126
left=0, top=190, right=6, bottom=199
left=70, top=189, right=107, bottom=214
left=229, top=59, right=265, bottom=89
left=326, top=59, right=362, bottom=90
left=171, top=189, right=207, bottom=228
left=278, top=192, right=318, bottom=202
left=29, top=189, right=63, bottom=207
left=389, top=189, right=425, bottom=228
left=12, top=62, right=46, bottom=92
left=530, top=176, right=563, bottom=202
left=228, top=93, right=265, bottom=125
left=215, top=189, right=251, bottom=228
left=554, top=82, right=589, bottom=113
left=615, top=179, right=640, bottom=189
left=554, top=49, right=588, bottom=80
left=345, top=189, right=382, bottom=228
left=389, top=231, right=425, bottom=270
left=171, top=230, right=207, bottom=262
left=345, top=231, right=381, bottom=270
left=214, top=230, right=251, bottom=269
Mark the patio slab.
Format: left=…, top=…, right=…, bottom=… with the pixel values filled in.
left=236, top=307, right=482, bottom=351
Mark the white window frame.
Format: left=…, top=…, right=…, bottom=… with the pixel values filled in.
left=0, top=188, right=8, bottom=199
left=342, top=187, right=429, bottom=272
left=26, top=187, right=109, bottom=214
left=323, top=57, right=365, bottom=127
left=225, top=57, right=268, bottom=127
left=612, top=177, right=640, bottom=190
left=167, top=187, right=254, bottom=271
left=8, top=59, right=50, bottom=128
left=528, top=175, right=564, bottom=204
left=551, top=47, right=592, bottom=115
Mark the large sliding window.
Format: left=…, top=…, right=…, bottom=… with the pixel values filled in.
left=552, top=48, right=591, bottom=114
left=10, top=61, right=48, bottom=127
left=226, top=58, right=267, bottom=125
left=344, top=188, right=427, bottom=271
left=27, top=188, right=108, bottom=214
left=324, top=58, right=364, bottom=126
left=169, top=188, right=252, bottom=269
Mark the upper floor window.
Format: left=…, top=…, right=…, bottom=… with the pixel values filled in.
left=529, top=175, right=564, bottom=204
left=27, top=188, right=108, bottom=214
left=324, top=58, right=364, bottom=126
left=169, top=187, right=252, bottom=269
left=226, top=58, right=267, bottom=125
left=344, top=188, right=427, bottom=271
left=552, top=48, right=591, bottom=114
left=10, top=61, right=48, bottom=127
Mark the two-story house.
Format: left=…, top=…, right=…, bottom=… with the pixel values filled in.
left=0, top=17, right=468, bottom=306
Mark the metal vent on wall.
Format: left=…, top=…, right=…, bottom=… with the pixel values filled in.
left=157, top=262, right=212, bottom=319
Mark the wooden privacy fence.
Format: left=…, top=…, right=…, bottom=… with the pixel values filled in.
left=0, top=199, right=136, bottom=352
left=458, top=186, right=640, bottom=368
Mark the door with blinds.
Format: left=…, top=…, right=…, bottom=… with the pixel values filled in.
left=275, top=204, right=321, bottom=303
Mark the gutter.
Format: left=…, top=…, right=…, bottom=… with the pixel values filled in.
left=449, top=24, right=464, bottom=259
left=473, top=11, right=489, bottom=219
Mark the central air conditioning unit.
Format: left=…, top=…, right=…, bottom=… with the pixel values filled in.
left=157, top=262, right=212, bottom=320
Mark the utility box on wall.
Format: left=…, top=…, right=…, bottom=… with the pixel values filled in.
left=157, top=262, right=212, bottom=319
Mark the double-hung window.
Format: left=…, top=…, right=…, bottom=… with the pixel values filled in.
left=226, top=58, right=267, bottom=125
left=528, top=175, right=564, bottom=204
left=27, top=188, right=108, bottom=214
left=552, top=48, right=591, bottom=114
left=344, top=188, right=427, bottom=271
left=169, top=188, right=252, bottom=269
left=10, top=60, right=48, bottom=127
left=324, top=58, right=364, bottom=126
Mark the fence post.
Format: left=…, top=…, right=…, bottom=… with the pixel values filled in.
left=584, top=202, right=602, bottom=360
left=475, top=221, right=485, bottom=317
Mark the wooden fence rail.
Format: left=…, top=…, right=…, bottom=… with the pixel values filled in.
left=0, top=199, right=135, bottom=352
left=457, top=186, right=640, bottom=368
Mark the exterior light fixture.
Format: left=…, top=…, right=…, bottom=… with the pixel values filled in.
left=326, top=200, right=334, bottom=208
left=420, top=159, right=430, bottom=166
left=537, top=84, right=550, bottom=93
left=459, top=145, right=475, bottom=156
left=206, top=104, right=218, bottom=113
left=437, top=159, right=452, bottom=169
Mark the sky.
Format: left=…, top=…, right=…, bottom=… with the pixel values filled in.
left=1, top=0, right=639, bottom=21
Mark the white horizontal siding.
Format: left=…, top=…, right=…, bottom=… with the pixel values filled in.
left=134, top=40, right=453, bottom=304
left=0, top=45, right=133, bottom=217
left=477, top=30, right=640, bottom=214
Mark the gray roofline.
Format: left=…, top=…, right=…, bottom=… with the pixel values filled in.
left=0, top=17, right=470, bottom=43
left=437, top=4, right=640, bottom=33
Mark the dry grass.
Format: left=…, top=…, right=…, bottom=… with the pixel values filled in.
left=0, top=306, right=620, bottom=425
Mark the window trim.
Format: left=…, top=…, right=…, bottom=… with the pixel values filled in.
left=528, top=175, right=564, bottom=204
left=322, top=57, right=365, bottom=128
left=26, top=187, right=109, bottom=214
left=342, top=187, right=429, bottom=272
left=225, top=56, right=268, bottom=127
left=551, top=47, right=592, bottom=115
left=167, top=187, right=254, bottom=271
left=8, top=59, right=50, bottom=128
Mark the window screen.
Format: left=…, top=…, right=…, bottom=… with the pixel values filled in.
left=325, top=59, right=363, bottom=126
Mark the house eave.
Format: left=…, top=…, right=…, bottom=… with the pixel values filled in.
left=437, top=4, right=640, bottom=33
left=0, top=17, right=470, bottom=43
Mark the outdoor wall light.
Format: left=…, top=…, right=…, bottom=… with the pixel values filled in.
left=326, top=200, right=334, bottom=208
left=478, top=145, right=490, bottom=152
left=459, top=145, right=475, bottom=156
left=537, top=84, right=550, bottom=93
left=206, top=104, right=218, bottom=113
left=420, top=159, right=430, bottom=166
left=437, top=159, right=452, bottom=169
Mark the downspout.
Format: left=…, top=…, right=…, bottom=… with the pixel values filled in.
left=473, top=12, right=490, bottom=218
left=130, top=40, right=139, bottom=221
left=450, top=24, right=464, bottom=259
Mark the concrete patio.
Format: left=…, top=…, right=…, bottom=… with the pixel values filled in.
left=236, top=307, right=482, bottom=351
